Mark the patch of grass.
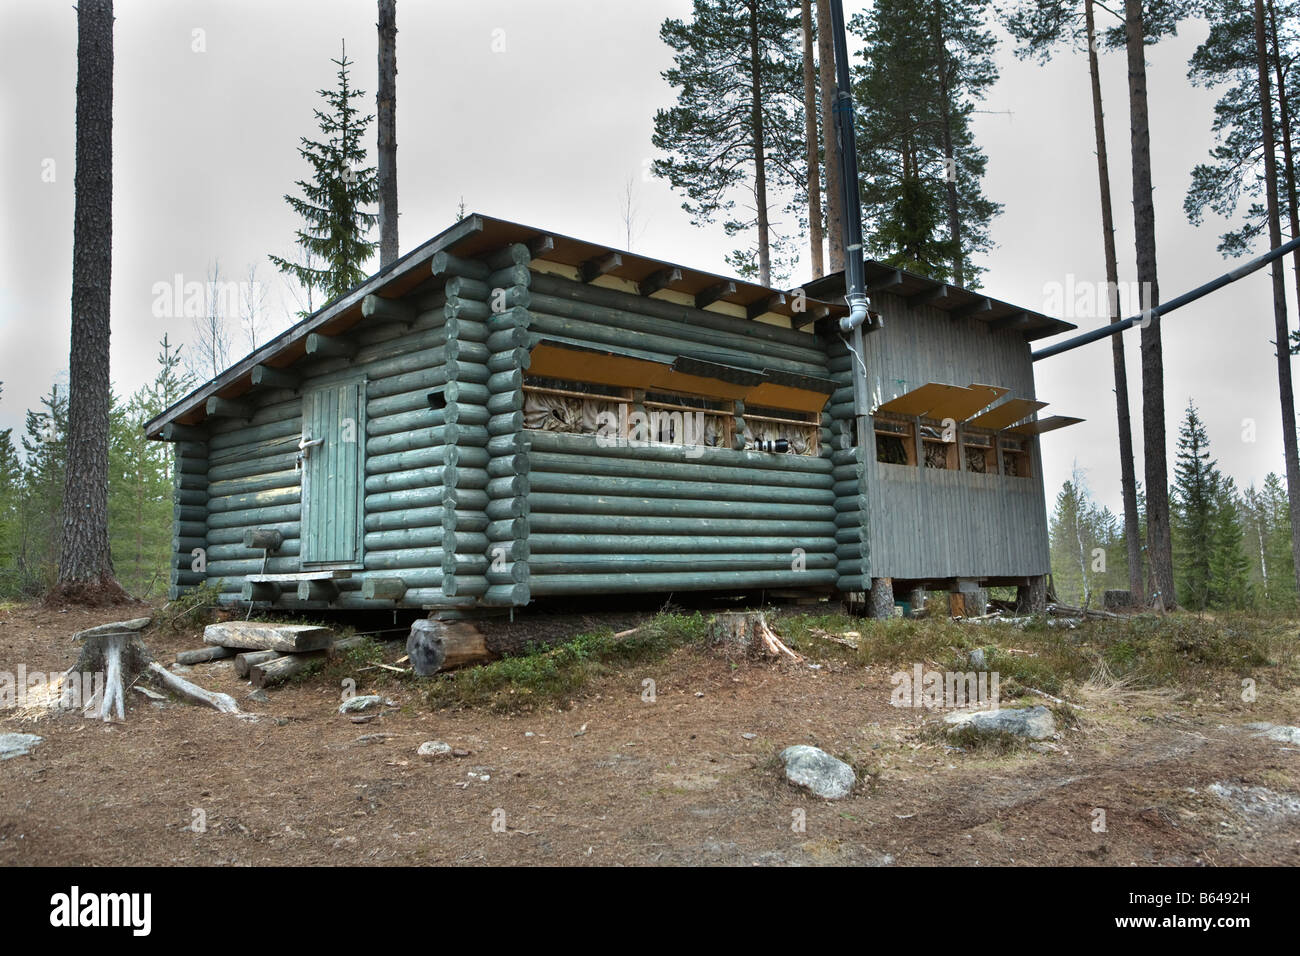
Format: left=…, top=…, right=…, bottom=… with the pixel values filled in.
left=155, top=581, right=224, bottom=632
left=777, top=609, right=1295, bottom=701
left=425, top=611, right=709, bottom=713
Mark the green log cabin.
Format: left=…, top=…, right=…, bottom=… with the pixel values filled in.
left=144, top=214, right=1078, bottom=616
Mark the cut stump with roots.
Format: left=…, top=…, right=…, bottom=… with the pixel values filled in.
left=70, top=617, right=239, bottom=719
left=707, top=611, right=801, bottom=661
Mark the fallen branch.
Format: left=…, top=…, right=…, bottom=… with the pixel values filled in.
left=146, top=662, right=239, bottom=714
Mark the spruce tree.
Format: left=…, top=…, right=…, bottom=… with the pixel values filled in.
left=270, top=43, right=379, bottom=307
left=1209, top=476, right=1252, bottom=607
left=1171, top=401, right=1218, bottom=609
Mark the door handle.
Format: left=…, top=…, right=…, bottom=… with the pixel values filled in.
left=299, top=435, right=325, bottom=457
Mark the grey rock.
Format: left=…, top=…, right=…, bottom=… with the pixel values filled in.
left=339, top=694, right=387, bottom=714
left=406, top=619, right=446, bottom=676
left=968, top=647, right=988, bottom=670
left=779, top=745, right=856, bottom=799
left=944, top=705, right=1056, bottom=741
left=0, top=733, right=43, bottom=760
left=418, top=740, right=452, bottom=759
left=245, top=689, right=270, bottom=703
left=1247, top=723, right=1300, bottom=746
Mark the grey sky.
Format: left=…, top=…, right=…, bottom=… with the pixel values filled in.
left=0, top=0, right=1292, bottom=519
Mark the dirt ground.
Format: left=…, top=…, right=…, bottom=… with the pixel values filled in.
left=2, top=601, right=1299, bottom=866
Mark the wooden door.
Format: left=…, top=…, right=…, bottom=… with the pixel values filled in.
left=300, top=378, right=366, bottom=567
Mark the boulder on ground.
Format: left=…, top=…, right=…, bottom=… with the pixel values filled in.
left=779, top=745, right=856, bottom=799
left=944, top=705, right=1056, bottom=741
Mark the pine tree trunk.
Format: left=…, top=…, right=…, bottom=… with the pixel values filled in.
left=377, top=0, right=399, bottom=267
left=816, top=0, right=844, bottom=273
left=929, top=2, right=963, bottom=287
left=58, top=0, right=121, bottom=599
left=1087, top=0, right=1143, bottom=605
left=1267, top=0, right=1300, bottom=336
left=801, top=0, right=825, bottom=278
left=1254, top=0, right=1300, bottom=602
left=748, top=0, right=771, bottom=287
left=1125, top=0, right=1175, bottom=609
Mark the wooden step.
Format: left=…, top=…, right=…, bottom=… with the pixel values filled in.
left=203, top=621, right=335, bottom=652
left=246, top=570, right=353, bottom=583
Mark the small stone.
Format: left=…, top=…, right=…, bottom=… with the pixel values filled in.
left=968, top=647, right=988, bottom=670
left=778, top=745, right=856, bottom=800
left=339, top=694, right=385, bottom=714
left=741, top=732, right=757, bottom=740
left=246, top=689, right=270, bottom=703
left=354, top=733, right=392, bottom=745
left=0, top=733, right=43, bottom=760
left=418, top=740, right=453, bottom=759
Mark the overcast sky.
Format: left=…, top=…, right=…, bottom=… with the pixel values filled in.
left=0, top=0, right=1293, bottom=517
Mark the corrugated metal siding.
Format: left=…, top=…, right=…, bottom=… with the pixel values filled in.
left=858, top=292, right=1051, bottom=580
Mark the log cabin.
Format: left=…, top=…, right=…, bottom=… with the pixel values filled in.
left=144, top=214, right=1078, bottom=617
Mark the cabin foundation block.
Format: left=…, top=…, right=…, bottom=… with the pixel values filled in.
left=867, top=577, right=894, bottom=619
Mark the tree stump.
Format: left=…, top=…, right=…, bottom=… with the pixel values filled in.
left=72, top=618, right=152, bottom=721
left=868, top=578, right=895, bottom=619
left=706, top=611, right=800, bottom=661
left=1016, top=576, right=1048, bottom=613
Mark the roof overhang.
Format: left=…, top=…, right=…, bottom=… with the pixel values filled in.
left=803, top=263, right=1076, bottom=341
left=145, top=214, right=847, bottom=440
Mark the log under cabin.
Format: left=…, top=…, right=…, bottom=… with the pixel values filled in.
left=144, top=214, right=1079, bottom=616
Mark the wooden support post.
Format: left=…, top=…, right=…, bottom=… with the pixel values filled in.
left=868, top=577, right=894, bottom=619
left=907, top=586, right=927, bottom=618
left=1017, top=575, right=1048, bottom=613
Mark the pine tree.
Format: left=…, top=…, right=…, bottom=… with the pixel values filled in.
left=1171, top=401, right=1218, bottom=609
left=652, top=0, right=805, bottom=287
left=269, top=43, right=379, bottom=307
left=849, top=0, right=1001, bottom=285
left=59, top=0, right=122, bottom=598
left=1003, top=0, right=1145, bottom=605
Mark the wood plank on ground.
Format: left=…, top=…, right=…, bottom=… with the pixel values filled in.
left=203, top=621, right=335, bottom=652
